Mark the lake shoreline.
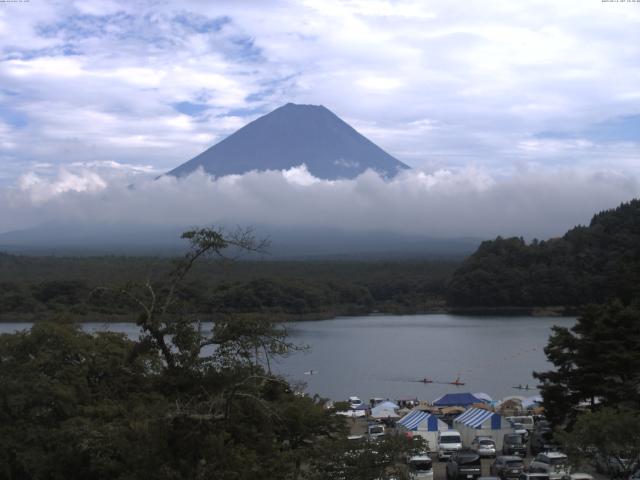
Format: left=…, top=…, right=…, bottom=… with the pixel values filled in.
left=0, top=313, right=576, bottom=400
left=0, top=304, right=578, bottom=324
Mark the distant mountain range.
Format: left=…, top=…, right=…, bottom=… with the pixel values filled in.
left=166, top=103, right=409, bottom=179
left=0, top=223, right=480, bottom=259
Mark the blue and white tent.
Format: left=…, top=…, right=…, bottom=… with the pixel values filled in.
left=453, top=407, right=511, bottom=449
left=397, top=410, right=448, bottom=451
left=455, top=408, right=501, bottom=429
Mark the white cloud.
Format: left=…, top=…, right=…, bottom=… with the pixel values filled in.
left=0, top=0, right=638, bottom=186
left=17, top=167, right=107, bottom=204
left=0, top=0, right=638, bottom=240
left=1, top=165, right=638, bottom=240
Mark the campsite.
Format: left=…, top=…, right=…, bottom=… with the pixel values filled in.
left=335, top=392, right=598, bottom=480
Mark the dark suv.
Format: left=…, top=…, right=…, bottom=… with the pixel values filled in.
left=446, top=450, right=482, bottom=480
left=503, top=434, right=527, bottom=456
left=490, top=456, right=525, bottom=480
left=530, top=429, right=558, bottom=456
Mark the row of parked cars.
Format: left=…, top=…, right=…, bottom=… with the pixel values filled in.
left=439, top=447, right=574, bottom=480
left=438, top=430, right=531, bottom=462
left=405, top=415, right=574, bottom=480
left=405, top=453, right=597, bottom=480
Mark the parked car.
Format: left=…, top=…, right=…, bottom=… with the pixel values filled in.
left=506, top=416, right=535, bottom=432
left=510, top=422, right=530, bottom=442
left=438, top=430, right=463, bottom=461
left=528, top=452, right=570, bottom=480
left=519, top=474, right=550, bottom=480
left=408, top=454, right=434, bottom=480
left=349, top=396, right=363, bottom=409
left=502, top=434, right=527, bottom=456
left=446, top=450, right=482, bottom=480
left=367, top=423, right=385, bottom=440
left=490, top=456, right=525, bottom=480
left=530, top=428, right=558, bottom=456
left=471, top=436, right=497, bottom=458
left=569, top=474, right=594, bottom=480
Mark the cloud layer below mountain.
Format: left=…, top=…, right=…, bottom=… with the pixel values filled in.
left=2, top=163, right=638, bottom=241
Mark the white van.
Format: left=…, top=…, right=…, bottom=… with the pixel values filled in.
left=437, top=430, right=462, bottom=460
left=506, top=416, right=535, bottom=431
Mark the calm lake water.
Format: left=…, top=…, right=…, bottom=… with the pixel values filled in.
left=0, top=314, right=574, bottom=403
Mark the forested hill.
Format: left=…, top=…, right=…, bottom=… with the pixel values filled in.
left=447, top=199, right=640, bottom=308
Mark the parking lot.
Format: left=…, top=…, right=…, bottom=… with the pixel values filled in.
left=429, top=451, right=605, bottom=480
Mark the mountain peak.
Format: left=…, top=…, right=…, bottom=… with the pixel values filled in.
left=280, top=102, right=326, bottom=110
left=167, top=103, right=409, bottom=180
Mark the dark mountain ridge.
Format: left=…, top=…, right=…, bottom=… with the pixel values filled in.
left=167, top=103, right=409, bottom=179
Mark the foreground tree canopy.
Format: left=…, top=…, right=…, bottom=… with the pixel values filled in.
left=557, top=407, right=640, bottom=479
left=0, top=320, right=346, bottom=479
left=0, top=227, right=420, bottom=480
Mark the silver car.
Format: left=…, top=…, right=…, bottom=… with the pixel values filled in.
left=471, top=437, right=497, bottom=458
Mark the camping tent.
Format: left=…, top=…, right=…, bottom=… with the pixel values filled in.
left=433, top=393, right=484, bottom=408
left=453, top=407, right=511, bottom=449
left=496, top=396, right=525, bottom=414
left=397, top=410, right=449, bottom=451
left=371, top=401, right=399, bottom=419
left=473, top=392, right=493, bottom=403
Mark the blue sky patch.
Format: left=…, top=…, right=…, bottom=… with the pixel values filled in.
left=172, top=101, right=210, bottom=117
left=230, top=36, right=262, bottom=61
left=173, top=13, right=230, bottom=34
left=0, top=106, right=28, bottom=128
left=536, top=114, right=640, bottom=143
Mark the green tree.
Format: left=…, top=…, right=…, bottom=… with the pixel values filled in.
left=0, top=227, right=349, bottom=479
left=309, top=434, right=427, bottom=480
left=557, top=407, right=640, bottom=479
left=448, top=199, right=640, bottom=308
left=0, top=322, right=161, bottom=479
left=534, top=300, right=640, bottom=426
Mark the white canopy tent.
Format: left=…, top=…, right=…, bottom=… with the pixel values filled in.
left=371, top=401, right=399, bottom=419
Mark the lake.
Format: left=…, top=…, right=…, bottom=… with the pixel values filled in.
left=0, top=314, right=574, bottom=403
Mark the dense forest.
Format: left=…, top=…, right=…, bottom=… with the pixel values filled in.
left=3, top=198, right=640, bottom=321
left=0, top=229, right=426, bottom=479
left=448, top=199, right=640, bottom=308
left=0, top=254, right=456, bottom=321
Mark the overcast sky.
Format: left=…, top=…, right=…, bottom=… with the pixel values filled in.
left=0, top=0, right=639, bottom=238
